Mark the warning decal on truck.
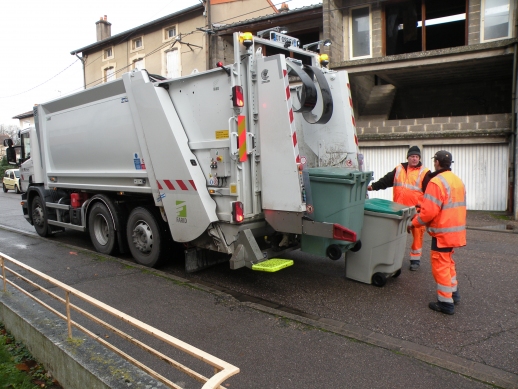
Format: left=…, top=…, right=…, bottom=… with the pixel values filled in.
left=156, top=180, right=198, bottom=194
left=133, top=153, right=146, bottom=170
left=215, top=130, right=229, bottom=139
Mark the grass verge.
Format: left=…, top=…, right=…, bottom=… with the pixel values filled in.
left=0, top=323, right=61, bottom=388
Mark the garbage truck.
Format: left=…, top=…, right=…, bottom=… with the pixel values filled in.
left=8, top=31, right=376, bottom=274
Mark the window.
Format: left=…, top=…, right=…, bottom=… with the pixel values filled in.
left=104, top=66, right=115, bottom=82
left=166, top=50, right=180, bottom=78
left=104, top=47, right=113, bottom=60
left=131, top=37, right=144, bottom=52
left=166, top=26, right=177, bottom=40
left=133, top=58, right=144, bottom=70
left=350, top=6, right=372, bottom=59
left=384, top=0, right=466, bottom=56
left=482, top=0, right=513, bottom=41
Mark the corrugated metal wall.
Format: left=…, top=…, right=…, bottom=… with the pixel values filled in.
left=423, top=145, right=508, bottom=211
left=360, top=146, right=409, bottom=202
left=360, top=144, right=509, bottom=211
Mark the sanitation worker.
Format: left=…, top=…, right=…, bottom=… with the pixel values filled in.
left=408, top=150, right=466, bottom=315
left=367, top=146, right=429, bottom=271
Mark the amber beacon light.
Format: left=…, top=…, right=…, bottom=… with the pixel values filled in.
left=240, top=32, right=253, bottom=48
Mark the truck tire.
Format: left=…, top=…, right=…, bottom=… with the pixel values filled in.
left=31, top=196, right=51, bottom=237
left=2, top=183, right=7, bottom=193
left=15, top=185, right=21, bottom=194
left=126, top=207, right=163, bottom=267
left=88, top=202, right=117, bottom=255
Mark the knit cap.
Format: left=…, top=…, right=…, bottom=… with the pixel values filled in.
left=407, top=146, right=421, bottom=158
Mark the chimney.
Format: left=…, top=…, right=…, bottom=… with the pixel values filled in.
left=279, top=3, right=289, bottom=12
left=96, top=15, right=111, bottom=42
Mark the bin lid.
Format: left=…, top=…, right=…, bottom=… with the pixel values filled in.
left=308, top=167, right=359, bottom=179
left=364, top=198, right=411, bottom=216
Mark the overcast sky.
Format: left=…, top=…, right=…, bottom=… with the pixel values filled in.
left=0, top=0, right=321, bottom=126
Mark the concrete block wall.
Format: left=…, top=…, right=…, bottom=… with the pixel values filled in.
left=371, top=4, right=382, bottom=57
left=468, top=0, right=482, bottom=45
left=323, top=0, right=345, bottom=61
left=356, top=113, right=511, bottom=136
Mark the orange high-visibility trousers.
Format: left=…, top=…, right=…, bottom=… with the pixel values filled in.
left=431, top=250, right=458, bottom=304
left=410, top=225, right=426, bottom=261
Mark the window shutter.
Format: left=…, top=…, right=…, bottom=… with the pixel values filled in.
left=166, top=50, right=180, bottom=78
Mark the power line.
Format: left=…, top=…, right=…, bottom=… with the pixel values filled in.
left=5, top=0, right=321, bottom=99
left=0, top=59, right=80, bottom=99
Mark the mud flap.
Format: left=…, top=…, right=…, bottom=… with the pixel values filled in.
left=185, top=247, right=229, bottom=273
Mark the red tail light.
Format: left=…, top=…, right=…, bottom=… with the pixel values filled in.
left=232, top=201, right=244, bottom=223
left=232, top=86, right=244, bottom=107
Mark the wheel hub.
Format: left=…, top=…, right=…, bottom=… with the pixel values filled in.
left=93, top=214, right=109, bottom=246
left=132, top=222, right=153, bottom=253
left=33, top=207, right=44, bottom=226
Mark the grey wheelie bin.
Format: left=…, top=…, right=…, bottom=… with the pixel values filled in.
left=301, top=168, right=373, bottom=259
left=345, top=198, right=416, bottom=287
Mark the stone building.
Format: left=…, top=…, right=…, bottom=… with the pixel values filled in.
left=70, top=0, right=278, bottom=88
left=323, top=0, right=517, bottom=211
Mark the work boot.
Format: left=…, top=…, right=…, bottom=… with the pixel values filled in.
left=428, top=301, right=454, bottom=315
left=409, top=260, right=420, bottom=271
left=452, top=290, right=460, bottom=305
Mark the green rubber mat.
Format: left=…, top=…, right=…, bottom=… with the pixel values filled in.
left=252, top=258, right=294, bottom=272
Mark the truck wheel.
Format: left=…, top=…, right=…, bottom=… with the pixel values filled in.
left=31, top=196, right=50, bottom=237
left=2, top=183, right=7, bottom=193
left=88, top=202, right=117, bottom=255
left=126, top=207, right=163, bottom=267
left=15, top=185, right=21, bottom=194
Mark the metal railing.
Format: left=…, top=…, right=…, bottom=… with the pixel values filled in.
left=0, top=252, right=239, bottom=389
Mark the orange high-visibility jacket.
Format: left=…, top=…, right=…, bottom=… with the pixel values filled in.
left=393, top=164, right=429, bottom=206
left=412, top=170, right=467, bottom=248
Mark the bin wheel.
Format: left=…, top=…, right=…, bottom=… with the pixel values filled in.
left=350, top=240, right=362, bottom=252
left=393, top=269, right=402, bottom=278
left=326, top=244, right=342, bottom=260
left=372, top=272, right=387, bottom=287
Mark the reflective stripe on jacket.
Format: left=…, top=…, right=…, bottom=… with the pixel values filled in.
left=393, top=164, right=429, bottom=206
left=412, top=171, right=467, bottom=248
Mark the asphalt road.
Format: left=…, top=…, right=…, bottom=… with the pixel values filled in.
left=0, top=190, right=517, bottom=388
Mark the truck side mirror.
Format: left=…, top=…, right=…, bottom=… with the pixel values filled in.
left=3, top=139, right=18, bottom=165
left=6, top=146, right=16, bottom=164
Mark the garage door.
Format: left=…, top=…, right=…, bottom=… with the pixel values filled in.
left=423, top=145, right=508, bottom=211
left=360, top=144, right=508, bottom=211
left=360, top=146, right=409, bottom=202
